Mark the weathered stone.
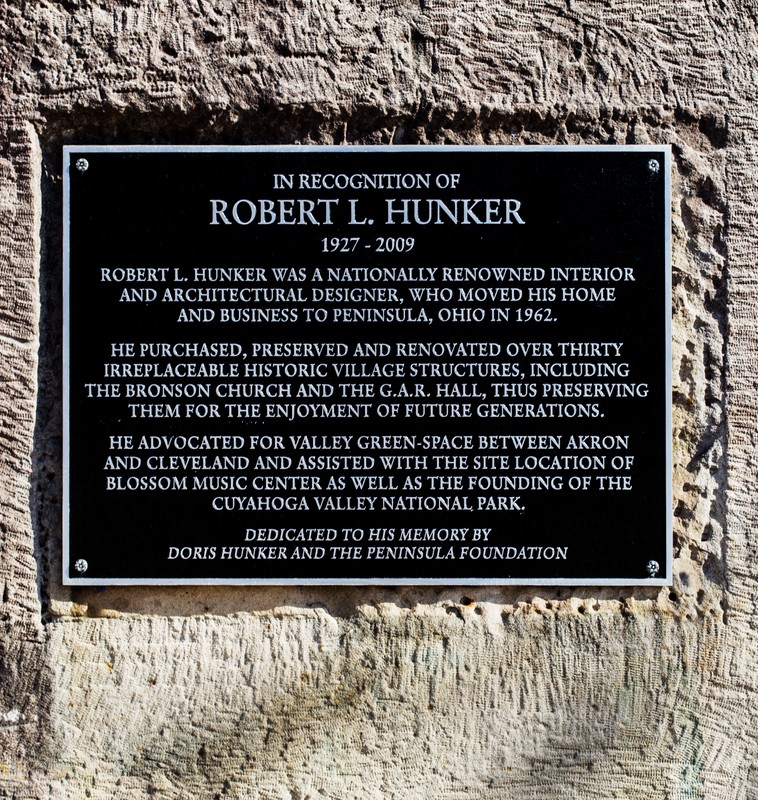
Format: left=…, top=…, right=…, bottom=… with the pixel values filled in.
left=0, top=1, right=755, bottom=797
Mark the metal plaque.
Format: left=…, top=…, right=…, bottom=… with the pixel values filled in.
left=63, top=145, right=671, bottom=585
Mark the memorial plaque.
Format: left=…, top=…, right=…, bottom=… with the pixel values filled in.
left=63, top=145, right=671, bottom=585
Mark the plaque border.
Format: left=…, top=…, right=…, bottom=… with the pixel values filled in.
left=62, top=144, right=672, bottom=587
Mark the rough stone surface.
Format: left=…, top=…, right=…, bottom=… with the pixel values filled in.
left=0, top=1, right=755, bottom=797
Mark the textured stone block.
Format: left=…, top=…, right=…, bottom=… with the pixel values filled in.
left=0, top=2, right=755, bottom=797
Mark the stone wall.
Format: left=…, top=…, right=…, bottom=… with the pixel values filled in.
left=1, top=2, right=756, bottom=797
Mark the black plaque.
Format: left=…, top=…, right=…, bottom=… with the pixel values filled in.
left=63, top=145, right=671, bottom=585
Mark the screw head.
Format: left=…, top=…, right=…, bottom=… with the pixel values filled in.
left=646, top=560, right=660, bottom=577
left=647, top=158, right=660, bottom=174
left=74, top=559, right=89, bottom=574
left=75, top=158, right=89, bottom=173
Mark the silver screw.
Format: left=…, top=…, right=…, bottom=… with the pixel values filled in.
left=74, top=559, right=89, bottom=574
left=646, top=560, right=660, bottom=577
left=647, top=158, right=660, bottom=174
left=75, top=158, right=89, bottom=173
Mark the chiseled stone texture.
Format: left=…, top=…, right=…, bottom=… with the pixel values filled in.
left=0, top=1, right=756, bottom=797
